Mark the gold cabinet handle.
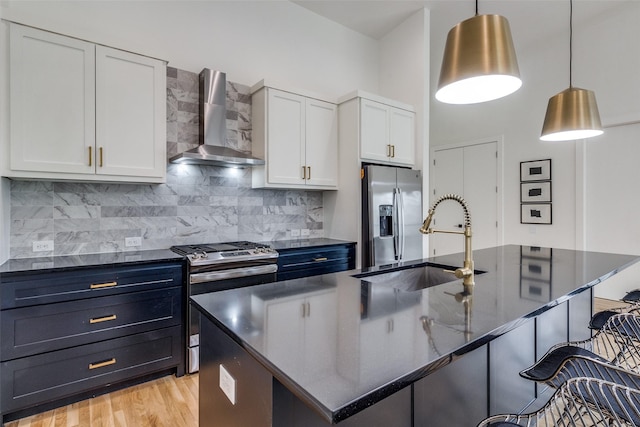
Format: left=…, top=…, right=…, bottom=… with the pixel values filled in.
left=302, top=165, right=307, bottom=180
left=89, top=314, right=117, bottom=324
left=88, top=146, right=93, bottom=167
left=307, top=166, right=311, bottom=180
left=391, top=145, right=395, bottom=158
left=89, top=358, right=116, bottom=370
left=99, top=147, right=103, bottom=167
left=313, top=257, right=328, bottom=262
left=90, top=281, right=117, bottom=289
left=386, top=144, right=391, bottom=157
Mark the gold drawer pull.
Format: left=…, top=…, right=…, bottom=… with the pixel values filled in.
left=313, top=257, right=328, bottom=262
left=302, top=166, right=307, bottom=180
left=99, top=147, right=104, bottom=167
left=88, top=146, right=92, bottom=167
left=89, top=314, right=117, bottom=324
left=89, top=358, right=116, bottom=370
left=90, top=281, right=117, bottom=289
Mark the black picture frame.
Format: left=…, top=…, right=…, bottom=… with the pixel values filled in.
left=520, top=159, right=551, bottom=182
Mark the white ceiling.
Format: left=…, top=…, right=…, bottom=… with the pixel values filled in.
left=292, top=0, right=434, bottom=40
left=292, top=0, right=625, bottom=42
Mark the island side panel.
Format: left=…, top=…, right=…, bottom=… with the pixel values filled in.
left=273, top=381, right=411, bottom=427
left=200, top=315, right=273, bottom=427
left=489, top=319, right=536, bottom=415
left=569, top=288, right=593, bottom=341
left=413, top=345, right=488, bottom=427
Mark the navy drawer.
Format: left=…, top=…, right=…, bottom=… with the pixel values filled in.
left=276, top=243, right=355, bottom=281
left=1, top=326, right=182, bottom=413
left=1, top=287, right=182, bottom=360
left=1, top=262, right=183, bottom=309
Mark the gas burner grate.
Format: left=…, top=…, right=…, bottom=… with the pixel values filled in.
left=170, top=241, right=270, bottom=256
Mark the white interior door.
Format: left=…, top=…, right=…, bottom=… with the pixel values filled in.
left=464, top=143, right=498, bottom=251
left=431, top=141, right=499, bottom=257
left=431, top=148, right=464, bottom=257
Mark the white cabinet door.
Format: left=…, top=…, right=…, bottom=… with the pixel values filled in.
left=388, top=107, right=415, bottom=167
left=96, top=46, right=166, bottom=179
left=305, top=99, right=338, bottom=188
left=267, top=89, right=306, bottom=186
left=360, top=98, right=415, bottom=167
left=9, top=24, right=95, bottom=174
left=360, top=99, right=389, bottom=163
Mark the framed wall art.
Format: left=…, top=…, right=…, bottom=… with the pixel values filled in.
left=521, top=203, right=552, bottom=224
left=521, top=181, right=552, bottom=203
left=520, top=159, right=552, bottom=225
left=520, top=159, right=551, bottom=182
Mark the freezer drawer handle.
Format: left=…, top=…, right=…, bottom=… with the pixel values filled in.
left=313, top=257, right=328, bottom=262
left=89, top=358, right=116, bottom=370
left=89, top=314, right=117, bottom=324
left=90, top=281, right=117, bottom=289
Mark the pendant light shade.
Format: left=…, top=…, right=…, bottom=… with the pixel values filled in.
left=540, top=87, right=603, bottom=141
left=436, top=14, right=521, bottom=104
left=540, top=0, right=603, bottom=141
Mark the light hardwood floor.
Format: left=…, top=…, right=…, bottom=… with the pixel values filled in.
left=2, top=298, right=629, bottom=427
left=3, top=374, right=198, bottom=427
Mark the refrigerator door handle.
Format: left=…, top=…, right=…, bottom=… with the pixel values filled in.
left=392, top=188, right=400, bottom=260
left=398, top=189, right=405, bottom=260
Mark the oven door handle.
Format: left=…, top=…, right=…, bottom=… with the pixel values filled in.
left=190, top=264, right=278, bottom=284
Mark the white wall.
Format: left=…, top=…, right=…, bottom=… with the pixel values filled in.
left=378, top=8, right=430, bottom=256
left=0, top=0, right=379, bottom=98
left=0, top=4, right=7, bottom=263
left=429, top=1, right=640, bottom=252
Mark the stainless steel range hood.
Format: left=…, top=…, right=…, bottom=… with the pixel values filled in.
left=169, top=69, right=265, bottom=167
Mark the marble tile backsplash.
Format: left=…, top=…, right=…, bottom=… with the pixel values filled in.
left=9, top=67, right=323, bottom=258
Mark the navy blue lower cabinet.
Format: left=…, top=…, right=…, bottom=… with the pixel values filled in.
left=0, top=259, right=185, bottom=421
left=1, top=326, right=182, bottom=414
left=275, top=242, right=356, bottom=281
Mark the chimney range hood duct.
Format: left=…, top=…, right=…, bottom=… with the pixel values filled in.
left=169, top=68, right=265, bottom=167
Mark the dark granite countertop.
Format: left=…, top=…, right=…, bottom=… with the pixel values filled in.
left=191, top=245, right=640, bottom=424
left=0, top=249, right=184, bottom=277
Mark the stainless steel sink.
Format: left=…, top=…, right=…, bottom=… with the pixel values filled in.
left=355, top=263, right=486, bottom=292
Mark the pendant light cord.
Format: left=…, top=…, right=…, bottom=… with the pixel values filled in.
left=569, top=0, right=573, bottom=88
left=475, top=0, right=479, bottom=16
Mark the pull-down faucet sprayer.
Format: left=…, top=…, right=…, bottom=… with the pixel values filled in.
left=419, top=194, right=474, bottom=287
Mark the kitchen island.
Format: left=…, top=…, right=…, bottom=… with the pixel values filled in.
left=191, top=245, right=640, bottom=426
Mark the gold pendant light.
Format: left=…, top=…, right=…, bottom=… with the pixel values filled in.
left=540, top=0, right=603, bottom=141
left=436, top=1, right=521, bottom=104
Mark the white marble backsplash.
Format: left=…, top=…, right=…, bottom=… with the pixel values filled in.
left=9, top=68, right=323, bottom=258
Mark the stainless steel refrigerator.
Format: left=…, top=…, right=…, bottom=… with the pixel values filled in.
left=362, top=164, right=423, bottom=268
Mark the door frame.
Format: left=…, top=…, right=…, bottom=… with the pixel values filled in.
left=428, top=136, right=505, bottom=254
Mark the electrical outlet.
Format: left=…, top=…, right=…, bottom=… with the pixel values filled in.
left=33, top=240, right=54, bottom=252
left=219, top=364, right=236, bottom=405
left=301, top=228, right=310, bottom=237
left=125, top=236, right=142, bottom=247
left=291, top=229, right=301, bottom=237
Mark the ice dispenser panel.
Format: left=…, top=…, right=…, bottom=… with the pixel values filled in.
left=379, top=205, right=393, bottom=237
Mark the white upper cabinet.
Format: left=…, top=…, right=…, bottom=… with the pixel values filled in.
left=359, top=97, right=415, bottom=167
left=6, top=24, right=166, bottom=183
left=96, top=46, right=166, bottom=179
left=251, top=84, right=338, bottom=190
left=9, top=25, right=96, bottom=175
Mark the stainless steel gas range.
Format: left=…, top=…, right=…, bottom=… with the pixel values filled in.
left=170, top=241, right=278, bottom=373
